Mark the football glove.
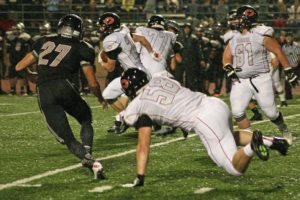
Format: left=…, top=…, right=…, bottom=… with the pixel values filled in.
left=122, top=175, right=144, bottom=187
left=284, top=67, right=298, bottom=87
left=223, top=64, right=242, bottom=82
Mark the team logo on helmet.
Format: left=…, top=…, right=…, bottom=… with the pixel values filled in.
left=121, top=79, right=129, bottom=90
left=103, top=17, right=115, bottom=25
left=244, top=9, right=255, bottom=17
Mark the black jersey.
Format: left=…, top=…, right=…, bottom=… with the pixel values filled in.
left=32, top=34, right=95, bottom=85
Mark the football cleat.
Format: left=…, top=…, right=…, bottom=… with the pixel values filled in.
left=250, top=113, right=263, bottom=121
left=181, top=129, right=189, bottom=139
left=82, top=158, right=105, bottom=180
left=279, top=101, right=288, bottom=108
left=122, top=176, right=144, bottom=187
left=153, top=127, right=174, bottom=136
left=251, top=130, right=269, bottom=161
left=107, top=121, right=129, bottom=134
left=92, top=161, right=105, bottom=180
left=270, top=137, right=289, bottom=155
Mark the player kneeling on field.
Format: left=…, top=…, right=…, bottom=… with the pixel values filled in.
left=120, top=68, right=289, bottom=187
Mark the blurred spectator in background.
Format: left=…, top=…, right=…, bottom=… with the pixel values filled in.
left=166, top=0, right=180, bottom=12
left=215, top=0, right=229, bottom=23
left=177, top=23, right=201, bottom=91
left=105, top=0, right=119, bottom=12
left=287, top=0, right=300, bottom=26
left=122, top=0, right=135, bottom=11
left=185, top=0, right=200, bottom=18
left=282, top=31, right=300, bottom=99
left=6, top=22, right=32, bottom=96
left=198, top=0, right=213, bottom=19
left=143, top=0, right=156, bottom=19
left=47, top=0, right=61, bottom=23
left=0, top=31, right=5, bottom=94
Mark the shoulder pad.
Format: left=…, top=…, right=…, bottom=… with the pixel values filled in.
left=253, top=25, right=274, bottom=37
left=103, top=34, right=119, bottom=52
left=19, top=32, right=31, bottom=40
left=223, top=30, right=236, bottom=44
left=134, top=26, right=143, bottom=35
left=120, top=25, right=130, bottom=35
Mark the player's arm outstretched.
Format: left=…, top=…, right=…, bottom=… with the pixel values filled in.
left=122, top=114, right=153, bottom=187
left=132, top=34, right=161, bottom=60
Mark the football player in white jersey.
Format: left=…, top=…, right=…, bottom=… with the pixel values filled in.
left=135, top=15, right=185, bottom=136
left=135, top=15, right=177, bottom=76
left=119, top=68, right=289, bottom=187
left=224, top=9, right=263, bottom=121
left=222, top=5, right=298, bottom=145
left=97, top=12, right=160, bottom=133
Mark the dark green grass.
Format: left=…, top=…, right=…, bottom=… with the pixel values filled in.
left=0, top=95, right=300, bottom=200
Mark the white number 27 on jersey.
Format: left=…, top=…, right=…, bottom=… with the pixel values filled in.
left=38, top=41, right=71, bottom=67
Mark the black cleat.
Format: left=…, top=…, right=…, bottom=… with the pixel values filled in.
left=279, top=101, right=288, bottom=108
left=181, top=129, right=189, bottom=139
left=107, top=121, right=129, bottom=134
left=250, top=113, right=263, bottom=121
left=251, top=130, right=269, bottom=161
left=270, top=137, right=289, bottom=155
left=153, top=127, right=174, bottom=136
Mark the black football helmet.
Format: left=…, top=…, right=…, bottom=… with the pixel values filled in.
left=148, top=15, right=165, bottom=30
left=166, top=20, right=180, bottom=34
left=120, top=68, right=149, bottom=99
left=236, top=5, right=258, bottom=30
left=97, top=12, right=121, bottom=39
left=58, top=14, right=83, bottom=39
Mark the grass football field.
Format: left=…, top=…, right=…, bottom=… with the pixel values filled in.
left=0, top=95, right=299, bottom=200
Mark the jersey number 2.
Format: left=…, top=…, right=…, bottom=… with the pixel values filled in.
left=39, top=41, right=71, bottom=67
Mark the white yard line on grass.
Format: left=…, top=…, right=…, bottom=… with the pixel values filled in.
left=0, top=106, right=101, bottom=118
left=0, top=113, right=299, bottom=191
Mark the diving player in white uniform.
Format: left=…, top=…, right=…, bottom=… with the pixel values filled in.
left=222, top=5, right=298, bottom=145
left=118, top=68, right=289, bottom=187
left=97, top=12, right=160, bottom=133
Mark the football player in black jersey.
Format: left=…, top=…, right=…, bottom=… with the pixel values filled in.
left=15, top=14, right=107, bottom=179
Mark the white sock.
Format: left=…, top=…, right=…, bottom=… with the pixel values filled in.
left=262, top=136, right=273, bottom=147
left=243, top=144, right=254, bottom=157
left=279, top=93, right=286, bottom=102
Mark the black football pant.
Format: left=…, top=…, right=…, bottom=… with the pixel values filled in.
left=37, top=79, right=93, bottom=160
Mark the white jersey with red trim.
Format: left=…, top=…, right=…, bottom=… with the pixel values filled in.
left=135, top=26, right=176, bottom=75
left=123, top=76, right=205, bottom=131
left=229, top=31, right=270, bottom=78
left=103, top=25, right=146, bottom=71
left=223, top=25, right=273, bottom=44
